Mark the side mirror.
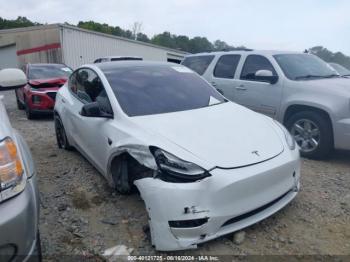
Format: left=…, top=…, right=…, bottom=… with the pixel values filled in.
left=255, top=70, right=278, bottom=84
left=80, top=102, right=113, bottom=119
left=0, top=68, right=27, bottom=91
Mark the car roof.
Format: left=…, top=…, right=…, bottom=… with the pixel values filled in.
left=98, top=56, right=142, bottom=59
left=184, top=50, right=303, bottom=58
left=93, top=61, right=181, bottom=71
left=28, top=63, right=67, bottom=67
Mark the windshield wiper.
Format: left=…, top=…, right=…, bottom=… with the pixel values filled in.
left=322, top=74, right=340, bottom=78
left=295, top=74, right=339, bottom=80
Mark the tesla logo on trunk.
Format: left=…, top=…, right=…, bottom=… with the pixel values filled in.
left=252, top=150, right=260, bottom=156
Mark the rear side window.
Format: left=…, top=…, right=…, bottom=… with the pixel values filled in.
left=240, top=55, right=277, bottom=81
left=214, top=55, right=241, bottom=79
left=182, top=55, right=214, bottom=75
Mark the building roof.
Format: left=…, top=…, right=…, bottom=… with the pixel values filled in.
left=0, top=23, right=188, bottom=56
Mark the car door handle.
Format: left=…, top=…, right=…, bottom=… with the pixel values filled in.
left=235, top=85, right=247, bottom=91
left=211, top=82, right=217, bottom=87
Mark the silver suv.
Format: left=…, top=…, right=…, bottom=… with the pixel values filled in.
left=182, top=50, right=350, bottom=159
left=0, top=69, right=41, bottom=261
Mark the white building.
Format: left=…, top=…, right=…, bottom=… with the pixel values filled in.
left=0, top=24, right=187, bottom=69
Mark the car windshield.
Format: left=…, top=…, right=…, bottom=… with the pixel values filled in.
left=329, top=63, right=350, bottom=76
left=28, top=64, right=72, bottom=80
left=103, top=65, right=226, bottom=116
left=274, top=54, right=339, bottom=80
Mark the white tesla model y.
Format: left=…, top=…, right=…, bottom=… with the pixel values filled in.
left=54, top=61, right=300, bottom=251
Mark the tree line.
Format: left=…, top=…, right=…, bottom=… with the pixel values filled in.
left=1, top=16, right=349, bottom=68
left=77, top=21, right=247, bottom=53
left=308, top=46, right=350, bottom=69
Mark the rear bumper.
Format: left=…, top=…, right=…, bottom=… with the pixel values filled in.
left=334, top=117, right=350, bottom=150
left=0, top=175, right=39, bottom=261
left=31, top=109, right=54, bottom=114
left=135, top=148, right=300, bottom=251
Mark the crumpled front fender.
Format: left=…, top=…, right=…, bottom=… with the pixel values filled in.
left=106, top=144, right=157, bottom=187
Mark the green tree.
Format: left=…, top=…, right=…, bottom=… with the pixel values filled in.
left=188, top=37, right=214, bottom=53
left=0, top=16, right=41, bottom=29
left=151, top=32, right=177, bottom=49
left=0, top=16, right=253, bottom=55
left=309, top=46, right=350, bottom=69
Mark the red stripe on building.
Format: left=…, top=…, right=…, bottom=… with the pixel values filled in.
left=17, top=43, right=61, bottom=56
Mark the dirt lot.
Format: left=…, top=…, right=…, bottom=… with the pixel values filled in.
left=2, top=91, right=350, bottom=260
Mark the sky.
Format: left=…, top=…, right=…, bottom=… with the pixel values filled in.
left=1, top=0, right=349, bottom=54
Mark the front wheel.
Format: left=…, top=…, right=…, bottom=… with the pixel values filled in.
left=285, top=111, right=333, bottom=159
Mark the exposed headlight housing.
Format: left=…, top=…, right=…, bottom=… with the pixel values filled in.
left=274, top=121, right=296, bottom=150
left=152, top=148, right=210, bottom=183
left=0, top=137, right=26, bottom=201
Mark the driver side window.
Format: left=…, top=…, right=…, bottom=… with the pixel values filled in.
left=240, top=55, right=277, bottom=81
left=69, top=69, right=113, bottom=113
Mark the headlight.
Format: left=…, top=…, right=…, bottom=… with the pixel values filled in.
left=152, top=148, right=210, bottom=183
left=274, top=121, right=296, bottom=150
left=0, top=137, right=26, bottom=201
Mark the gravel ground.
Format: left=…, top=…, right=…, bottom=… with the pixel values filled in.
left=2, top=91, right=350, bottom=260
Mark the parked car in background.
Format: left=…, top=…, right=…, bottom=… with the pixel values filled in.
left=15, top=63, right=72, bottom=119
left=0, top=68, right=41, bottom=260
left=54, top=61, right=300, bottom=251
left=93, top=56, right=143, bottom=63
left=182, top=51, right=350, bottom=159
left=328, top=62, right=350, bottom=78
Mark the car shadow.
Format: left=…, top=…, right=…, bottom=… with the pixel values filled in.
left=324, top=150, right=350, bottom=165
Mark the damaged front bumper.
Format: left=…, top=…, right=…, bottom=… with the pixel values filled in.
left=135, top=150, right=300, bottom=251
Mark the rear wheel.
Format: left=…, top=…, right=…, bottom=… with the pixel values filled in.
left=54, top=115, right=73, bottom=150
left=286, top=111, right=333, bottom=159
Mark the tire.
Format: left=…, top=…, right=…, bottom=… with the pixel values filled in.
left=25, top=98, right=35, bottom=120
left=113, top=155, right=133, bottom=195
left=15, top=91, right=25, bottom=110
left=285, top=111, right=333, bottom=159
left=54, top=115, right=73, bottom=150
left=112, top=155, right=150, bottom=195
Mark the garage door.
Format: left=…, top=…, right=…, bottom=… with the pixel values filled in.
left=0, top=44, right=18, bottom=69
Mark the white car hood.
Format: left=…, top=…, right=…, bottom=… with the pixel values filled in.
left=132, top=102, right=284, bottom=169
